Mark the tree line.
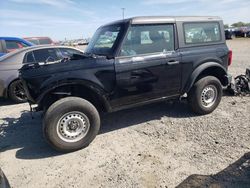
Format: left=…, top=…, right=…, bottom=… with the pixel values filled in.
left=224, top=22, right=250, bottom=28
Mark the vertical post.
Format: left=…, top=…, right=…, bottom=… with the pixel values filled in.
left=121, top=8, right=125, bottom=19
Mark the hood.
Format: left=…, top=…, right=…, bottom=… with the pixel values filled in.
left=19, top=54, right=109, bottom=78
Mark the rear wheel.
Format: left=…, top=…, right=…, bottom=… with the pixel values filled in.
left=8, top=80, right=27, bottom=103
left=43, top=97, right=100, bottom=152
left=188, top=76, right=222, bottom=115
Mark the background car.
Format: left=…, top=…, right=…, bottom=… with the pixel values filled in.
left=23, top=37, right=54, bottom=45
left=225, top=29, right=233, bottom=39
left=0, top=45, right=83, bottom=103
left=0, top=37, right=33, bottom=57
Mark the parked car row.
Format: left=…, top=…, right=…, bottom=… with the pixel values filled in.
left=225, top=27, right=250, bottom=39
left=0, top=46, right=84, bottom=103
left=234, top=27, right=250, bottom=37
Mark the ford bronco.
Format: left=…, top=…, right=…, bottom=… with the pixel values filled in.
left=20, top=16, right=232, bottom=152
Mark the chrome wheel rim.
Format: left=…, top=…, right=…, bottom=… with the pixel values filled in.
left=201, top=85, right=217, bottom=108
left=56, top=111, right=90, bottom=143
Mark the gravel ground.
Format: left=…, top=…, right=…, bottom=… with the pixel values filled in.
left=0, top=39, right=250, bottom=188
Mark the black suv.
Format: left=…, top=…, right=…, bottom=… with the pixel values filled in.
left=20, top=16, right=232, bottom=152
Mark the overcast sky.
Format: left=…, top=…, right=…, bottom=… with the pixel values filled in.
left=0, top=0, right=249, bottom=40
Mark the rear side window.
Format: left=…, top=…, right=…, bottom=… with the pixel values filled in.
left=184, top=22, right=221, bottom=44
left=33, top=48, right=60, bottom=63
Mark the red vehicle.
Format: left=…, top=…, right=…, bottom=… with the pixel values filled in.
left=23, top=37, right=54, bottom=45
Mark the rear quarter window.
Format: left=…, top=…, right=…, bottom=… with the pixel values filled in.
left=184, top=22, right=221, bottom=44
left=24, top=52, right=36, bottom=64
left=33, top=48, right=60, bottom=63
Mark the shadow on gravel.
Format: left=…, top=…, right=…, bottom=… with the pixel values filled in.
left=177, top=152, right=250, bottom=188
left=0, top=111, right=61, bottom=159
left=100, top=101, right=197, bottom=134
left=0, top=98, right=16, bottom=106
left=0, top=101, right=196, bottom=159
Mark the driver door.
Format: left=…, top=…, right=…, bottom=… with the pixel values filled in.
left=110, top=23, right=182, bottom=109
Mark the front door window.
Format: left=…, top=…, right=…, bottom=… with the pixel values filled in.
left=120, top=24, right=174, bottom=56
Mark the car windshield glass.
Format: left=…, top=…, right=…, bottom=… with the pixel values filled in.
left=85, top=24, right=124, bottom=57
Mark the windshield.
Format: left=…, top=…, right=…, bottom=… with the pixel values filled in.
left=85, top=24, right=124, bottom=57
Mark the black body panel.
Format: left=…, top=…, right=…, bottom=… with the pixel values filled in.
left=20, top=56, right=115, bottom=100
left=110, top=51, right=181, bottom=108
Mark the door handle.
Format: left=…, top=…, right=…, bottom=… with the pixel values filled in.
left=165, top=60, right=179, bottom=65
left=132, top=56, right=144, bottom=62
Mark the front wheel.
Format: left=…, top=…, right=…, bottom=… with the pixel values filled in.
left=43, top=97, right=100, bottom=152
left=188, top=76, right=222, bottom=115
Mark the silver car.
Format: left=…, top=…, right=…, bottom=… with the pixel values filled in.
left=0, top=45, right=84, bottom=103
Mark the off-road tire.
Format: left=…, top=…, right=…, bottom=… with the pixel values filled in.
left=188, top=76, right=222, bottom=115
left=43, top=97, right=100, bottom=152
